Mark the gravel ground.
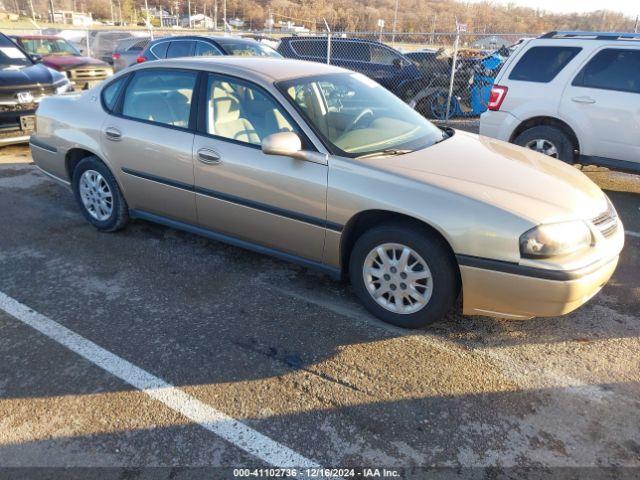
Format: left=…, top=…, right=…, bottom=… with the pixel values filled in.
left=0, top=144, right=638, bottom=477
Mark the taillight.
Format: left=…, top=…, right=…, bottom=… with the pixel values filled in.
left=112, top=53, right=121, bottom=60
left=136, top=56, right=147, bottom=64
left=488, top=85, right=508, bottom=111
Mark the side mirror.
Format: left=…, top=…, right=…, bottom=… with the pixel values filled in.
left=30, top=54, right=42, bottom=63
left=261, top=132, right=327, bottom=164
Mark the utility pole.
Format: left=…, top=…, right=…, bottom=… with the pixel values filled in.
left=635, top=15, right=639, bottom=33
left=110, top=0, right=114, bottom=23
left=49, top=0, right=55, bottom=23
left=391, top=0, right=399, bottom=43
left=223, top=0, right=226, bottom=32
left=28, top=0, right=36, bottom=20
left=213, top=0, right=218, bottom=30
left=188, top=0, right=192, bottom=28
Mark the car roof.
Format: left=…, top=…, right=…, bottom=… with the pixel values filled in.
left=132, top=56, right=351, bottom=82
left=14, top=34, right=62, bottom=40
left=149, top=35, right=260, bottom=46
left=280, top=36, right=388, bottom=46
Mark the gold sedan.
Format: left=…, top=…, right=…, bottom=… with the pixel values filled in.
left=29, top=57, right=624, bottom=328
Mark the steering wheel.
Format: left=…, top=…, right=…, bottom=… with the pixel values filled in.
left=344, top=108, right=373, bottom=134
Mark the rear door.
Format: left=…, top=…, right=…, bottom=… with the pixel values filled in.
left=100, top=68, right=199, bottom=223
left=559, top=47, right=640, bottom=163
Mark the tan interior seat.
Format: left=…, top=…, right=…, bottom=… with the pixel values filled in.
left=209, top=86, right=260, bottom=144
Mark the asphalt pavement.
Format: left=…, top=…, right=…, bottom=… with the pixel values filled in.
left=0, top=144, right=638, bottom=478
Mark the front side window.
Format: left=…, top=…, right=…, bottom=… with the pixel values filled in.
left=279, top=73, right=445, bottom=157
left=206, top=75, right=296, bottom=146
left=166, top=41, right=193, bottom=58
left=509, top=46, right=581, bottom=83
left=573, top=49, right=640, bottom=94
left=370, top=45, right=400, bottom=65
left=219, top=41, right=281, bottom=58
left=122, top=70, right=197, bottom=128
left=195, top=41, right=221, bottom=57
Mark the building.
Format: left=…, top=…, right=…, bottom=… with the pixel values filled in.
left=181, top=14, right=214, bottom=29
left=471, top=35, right=510, bottom=50
left=53, top=10, right=94, bottom=27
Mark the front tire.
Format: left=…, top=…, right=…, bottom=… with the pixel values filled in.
left=72, top=156, right=129, bottom=232
left=349, top=224, right=460, bottom=329
left=513, top=125, right=574, bottom=163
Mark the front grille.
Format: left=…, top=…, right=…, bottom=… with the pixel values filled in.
left=68, top=68, right=112, bottom=81
left=592, top=203, right=618, bottom=238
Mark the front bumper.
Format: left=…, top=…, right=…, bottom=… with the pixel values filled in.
left=460, top=254, right=619, bottom=319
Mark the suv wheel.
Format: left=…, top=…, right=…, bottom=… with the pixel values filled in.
left=349, top=224, right=459, bottom=329
left=72, top=156, right=129, bottom=232
left=514, top=126, right=574, bottom=163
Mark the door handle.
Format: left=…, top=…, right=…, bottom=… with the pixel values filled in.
left=104, top=127, right=122, bottom=141
left=571, top=96, right=596, bottom=104
left=197, top=148, right=221, bottom=165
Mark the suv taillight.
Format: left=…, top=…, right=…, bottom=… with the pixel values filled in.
left=136, top=56, right=147, bottom=64
left=112, top=53, right=121, bottom=60
left=488, top=85, right=508, bottom=111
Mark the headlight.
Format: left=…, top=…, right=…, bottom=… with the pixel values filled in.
left=55, top=79, right=73, bottom=94
left=519, top=221, right=592, bottom=258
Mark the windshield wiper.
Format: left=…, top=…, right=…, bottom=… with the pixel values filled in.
left=356, top=148, right=414, bottom=159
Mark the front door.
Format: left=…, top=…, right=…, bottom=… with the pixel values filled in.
left=192, top=74, right=328, bottom=262
left=560, top=47, right=640, bottom=163
left=101, top=68, right=198, bottom=223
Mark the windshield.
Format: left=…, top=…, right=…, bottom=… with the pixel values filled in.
left=278, top=73, right=445, bottom=157
left=0, top=36, right=31, bottom=67
left=20, top=37, right=80, bottom=56
left=220, top=42, right=282, bottom=58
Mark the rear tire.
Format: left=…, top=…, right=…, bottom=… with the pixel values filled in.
left=349, top=223, right=459, bottom=329
left=514, top=125, right=574, bottom=163
left=72, top=156, right=129, bottom=232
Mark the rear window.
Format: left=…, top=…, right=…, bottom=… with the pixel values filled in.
left=509, top=46, right=581, bottom=83
left=573, top=48, right=640, bottom=94
left=333, top=42, right=370, bottom=62
left=102, top=75, right=127, bottom=112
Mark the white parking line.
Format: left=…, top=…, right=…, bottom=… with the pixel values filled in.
left=0, top=291, right=320, bottom=469
left=626, top=230, right=640, bottom=238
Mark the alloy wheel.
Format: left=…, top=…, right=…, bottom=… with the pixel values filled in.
left=362, top=243, right=433, bottom=315
left=79, top=170, right=113, bottom=221
left=525, top=138, right=559, bottom=158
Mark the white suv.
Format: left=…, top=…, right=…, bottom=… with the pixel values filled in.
left=480, top=31, right=640, bottom=173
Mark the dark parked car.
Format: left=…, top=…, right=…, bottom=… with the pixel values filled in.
left=277, top=37, right=422, bottom=100
left=112, top=36, right=150, bottom=72
left=0, top=32, right=71, bottom=146
left=12, top=35, right=113, bottom=90
left=137, top=35, right=282, bottom=63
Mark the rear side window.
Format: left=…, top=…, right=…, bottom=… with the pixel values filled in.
left=573, top=48, right=640, bottom=94
left=150, top=41, right=169, bottom=58
left=121, top=70, right=197, bottom=128
left=333, top=42, right=370, bottom=62
left=166, top=41, right=193, bottom=58
left=291, top=40, right=326, bottom=59
left=509, top=46, right=581, bottom=83
left=102, top=76, right=127, bottom=112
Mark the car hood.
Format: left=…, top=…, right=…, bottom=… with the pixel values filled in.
left=0, top=62, right=64, bottom=87
left=43, top=55, right=108, bottom=69
left=365, top=130, right=608, bottom=223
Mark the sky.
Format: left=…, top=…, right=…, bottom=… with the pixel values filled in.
left=467, top=0, right=639, bottom=17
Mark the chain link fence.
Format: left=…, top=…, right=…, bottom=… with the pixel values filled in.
left=1, top=25, right=535, bottom=124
